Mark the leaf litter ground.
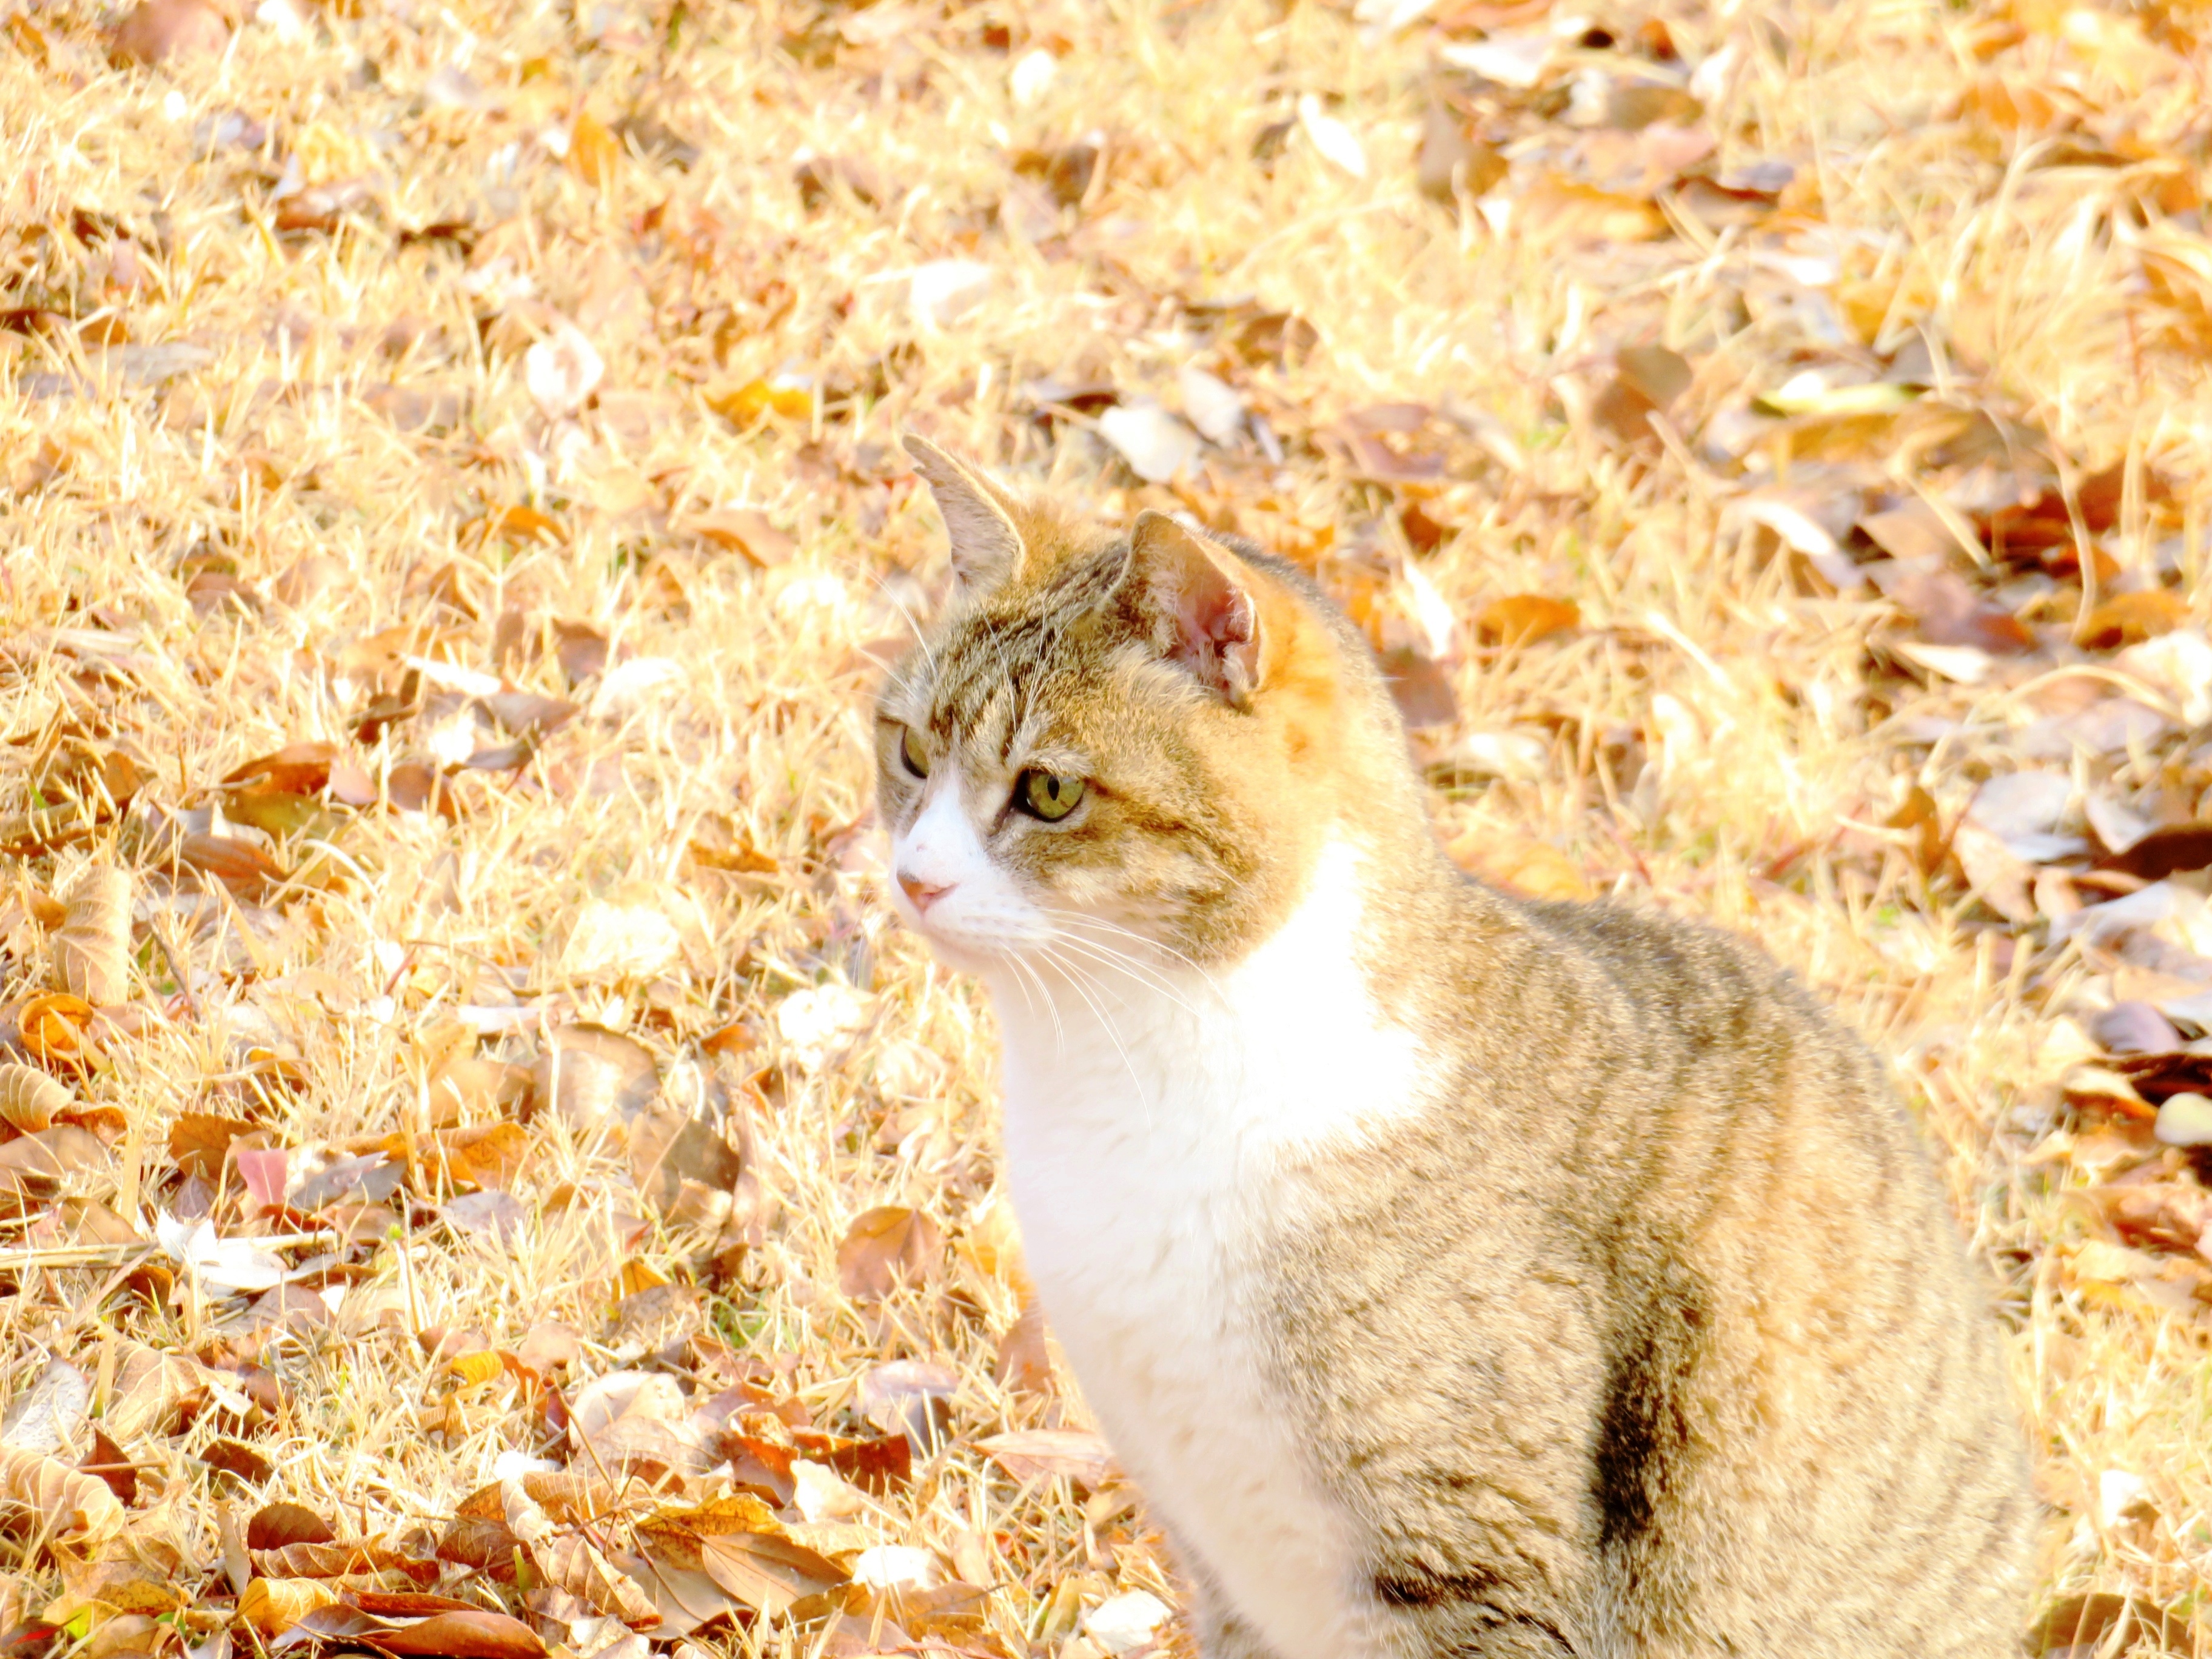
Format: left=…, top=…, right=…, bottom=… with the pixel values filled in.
left=2, top=0, right=2211, bottom=1655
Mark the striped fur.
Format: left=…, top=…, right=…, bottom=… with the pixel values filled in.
left=875, top=441, right=2037, bottom=1658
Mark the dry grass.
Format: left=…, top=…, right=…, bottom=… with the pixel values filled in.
left=2, top=0, right=2210, bottom=1653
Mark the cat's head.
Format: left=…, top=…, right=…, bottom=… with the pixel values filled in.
left=873, top=436, right=1418, bottom=976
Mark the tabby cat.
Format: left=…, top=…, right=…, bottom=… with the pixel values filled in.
left=874, top=435, right=2036, bottom=1658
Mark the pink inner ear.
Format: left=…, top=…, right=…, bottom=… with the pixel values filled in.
left=1128, top=511, right=1265, bottom=706
left=1170, top=558, right=1261, bottom=705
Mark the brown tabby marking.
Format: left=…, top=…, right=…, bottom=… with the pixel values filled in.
left=876, top=438, right=2038, bottom=1659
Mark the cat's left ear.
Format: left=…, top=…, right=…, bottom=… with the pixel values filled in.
left=1126, top=511, right=1263, bottom=709
left=903, top=434, right=1027, bottom=592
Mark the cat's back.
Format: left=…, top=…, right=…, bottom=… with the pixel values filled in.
left=1276, top=876, right=2038, bottom=1656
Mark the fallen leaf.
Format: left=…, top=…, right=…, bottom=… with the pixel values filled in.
left=362, top=1610, right=548, bottom=1659
left=525, top=323, right=605, bottom=420
left=108, top=0, right=228, bottom=65
left=995, top=1305, right=1052, bottom=1396
left=202, top=1438, right=274, bottom=1484
left=1517, top=174, right=1670, bottom=242
left=532, top=1025, right=659, bottom=1134
left=857, top=1361, right=957, bottom=1454
left=568, top=112, right=620, bottom=188
left=1378, top=646, right=1458, bottom=730
left=17, top=995, right=98, bottom=1069
left=176, top=833, right=287, bottom=901
left=1880, top=564, right=2034, bottom=655
left=1416, top=103, right=1506, bottom=203
left=502, top=1478, right=657, bottom=1628
left=156, top=1214, right=290, bottom=1295
left=1176, top=366, right=1245, bottom=446
left=1296, top=94, right=1367, bottom=177
left=1475, top=594, right=1580, bottom=648
left=0, top=1359, right=90, bottom=1458
left=977, top=1429, right=1115, bottom=1490
left=2098, top=822, right=2212, bottom=882
left=1098, top=403, right=1202, bottom=483
left=2077, top=589, right=2187, bottom=649
left=247, top=1503, right=337, bottom=1551
left=1085, top=1590, right=1170, bottom=1656
left=435, top=1122, right=530, bottom=1191
left=1592, top=344, right=1692, bottom=445
left=52, top=865, right=130, bottom=1007
left=698, top=1531, right=849, bottom=1618
left=0, top=1443, right=125, bottom=1545
left=77, top=1428, right=135, bottom=1508
left=0, top=1066, right=69, bottom=1137
left=169, top=1113, right=258, bottom=1179
left=1951, top=823, right=2037, bottom=923
left=680, top=510, right=796, bottom=568
left=836, top=1207, right=942, bottom=1301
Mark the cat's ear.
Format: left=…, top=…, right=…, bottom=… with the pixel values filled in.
left=903, top=434, right=1025, bottom=592
left=1126, top=510, right=1263, bottom=709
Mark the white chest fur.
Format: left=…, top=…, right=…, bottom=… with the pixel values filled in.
left=989, top=843, right=1430, bottom=1659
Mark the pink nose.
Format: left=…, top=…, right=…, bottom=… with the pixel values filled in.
left=897, top=871, right=951, bottom=913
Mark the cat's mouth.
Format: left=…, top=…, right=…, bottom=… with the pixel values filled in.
left=889, top=882, right=1051, bottom=971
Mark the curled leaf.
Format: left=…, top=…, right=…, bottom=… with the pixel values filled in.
left=0, top=1065, right=69, bottom=1136
left=0, top=1443, right=126, bottom=1546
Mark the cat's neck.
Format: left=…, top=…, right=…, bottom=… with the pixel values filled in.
left=987, top=834, right=1451, bottom=1156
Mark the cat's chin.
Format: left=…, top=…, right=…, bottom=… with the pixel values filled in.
left=910, top=927, right=1034, bottom=978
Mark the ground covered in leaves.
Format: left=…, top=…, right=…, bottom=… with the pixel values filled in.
left=1, top=0, right=2210, bottom=1654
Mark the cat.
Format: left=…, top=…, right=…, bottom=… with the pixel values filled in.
left=874, top=435, right=2037, bottom=1659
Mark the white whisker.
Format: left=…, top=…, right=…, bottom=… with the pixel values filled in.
left=863, top=569, right=937, bottom=677
left=1036, top=944, right=1153, bottom=1125
left=1045, top=930, right=1203, bottom=1018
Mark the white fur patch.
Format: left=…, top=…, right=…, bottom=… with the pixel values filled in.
left=889, top=780, right=1050, bottom=967
left=991, top=840, right=1433, bottom=1659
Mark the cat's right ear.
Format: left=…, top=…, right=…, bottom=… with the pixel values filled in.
left=903, top=434, right=1025, bottom=592
left=1127, top=511, right=1264, bottom=709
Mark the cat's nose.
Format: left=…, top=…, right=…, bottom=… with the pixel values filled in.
left=897, top=871, right=953, bottom=913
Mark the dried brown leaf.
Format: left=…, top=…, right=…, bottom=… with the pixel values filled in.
left=365, top=1609, right=548, bottom=1659
left=108, top=0, right=228, bottom=65
left=697, top=1530, right=850, bottom=1618
left=169, top=1113, right=258, bottom=1179
left=2077, top=589, right=2188, bottom=649
left=1475, top=594, right=1580, bottom=648
left=976, top=1429, right=1116, bottom=1490
left=0, top=1065, right=69, bottom=1137
left=0, top=1443, right=125, bottom=1546
left=1378, top=647, right=1458, bottom=730
left=176, top=833, right=286, bottom=900
left=239, top=1577, right=341, bottom=1637
left=680, top=510, right=796, bottom=569
left=76, top=1429, right=135, bottom=1509
left=569, top=112, right=620, bottom=189
left=18, top=994, right=97, bottom=1069
left=835, top=1206, right=942, bottom=1301
left=52, top=866, right=129, bottom=1007
left=994, top=1304, right=1052, bottom=1395
left=434, top=1122, right=529, bottom=1191
left=501, top=1480, right=657, bottom=1629
left=248, top=1503, right=337, bottom=1552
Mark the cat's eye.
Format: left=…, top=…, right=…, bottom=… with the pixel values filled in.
left=900, top=726, right=930, bottom=779
left=1016, top=769, right=1085, bottom=822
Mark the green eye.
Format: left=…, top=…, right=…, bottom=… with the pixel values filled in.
left=1017, top=770, right=1085, bottom=822
left=900, top=726, right=930, bottom=779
